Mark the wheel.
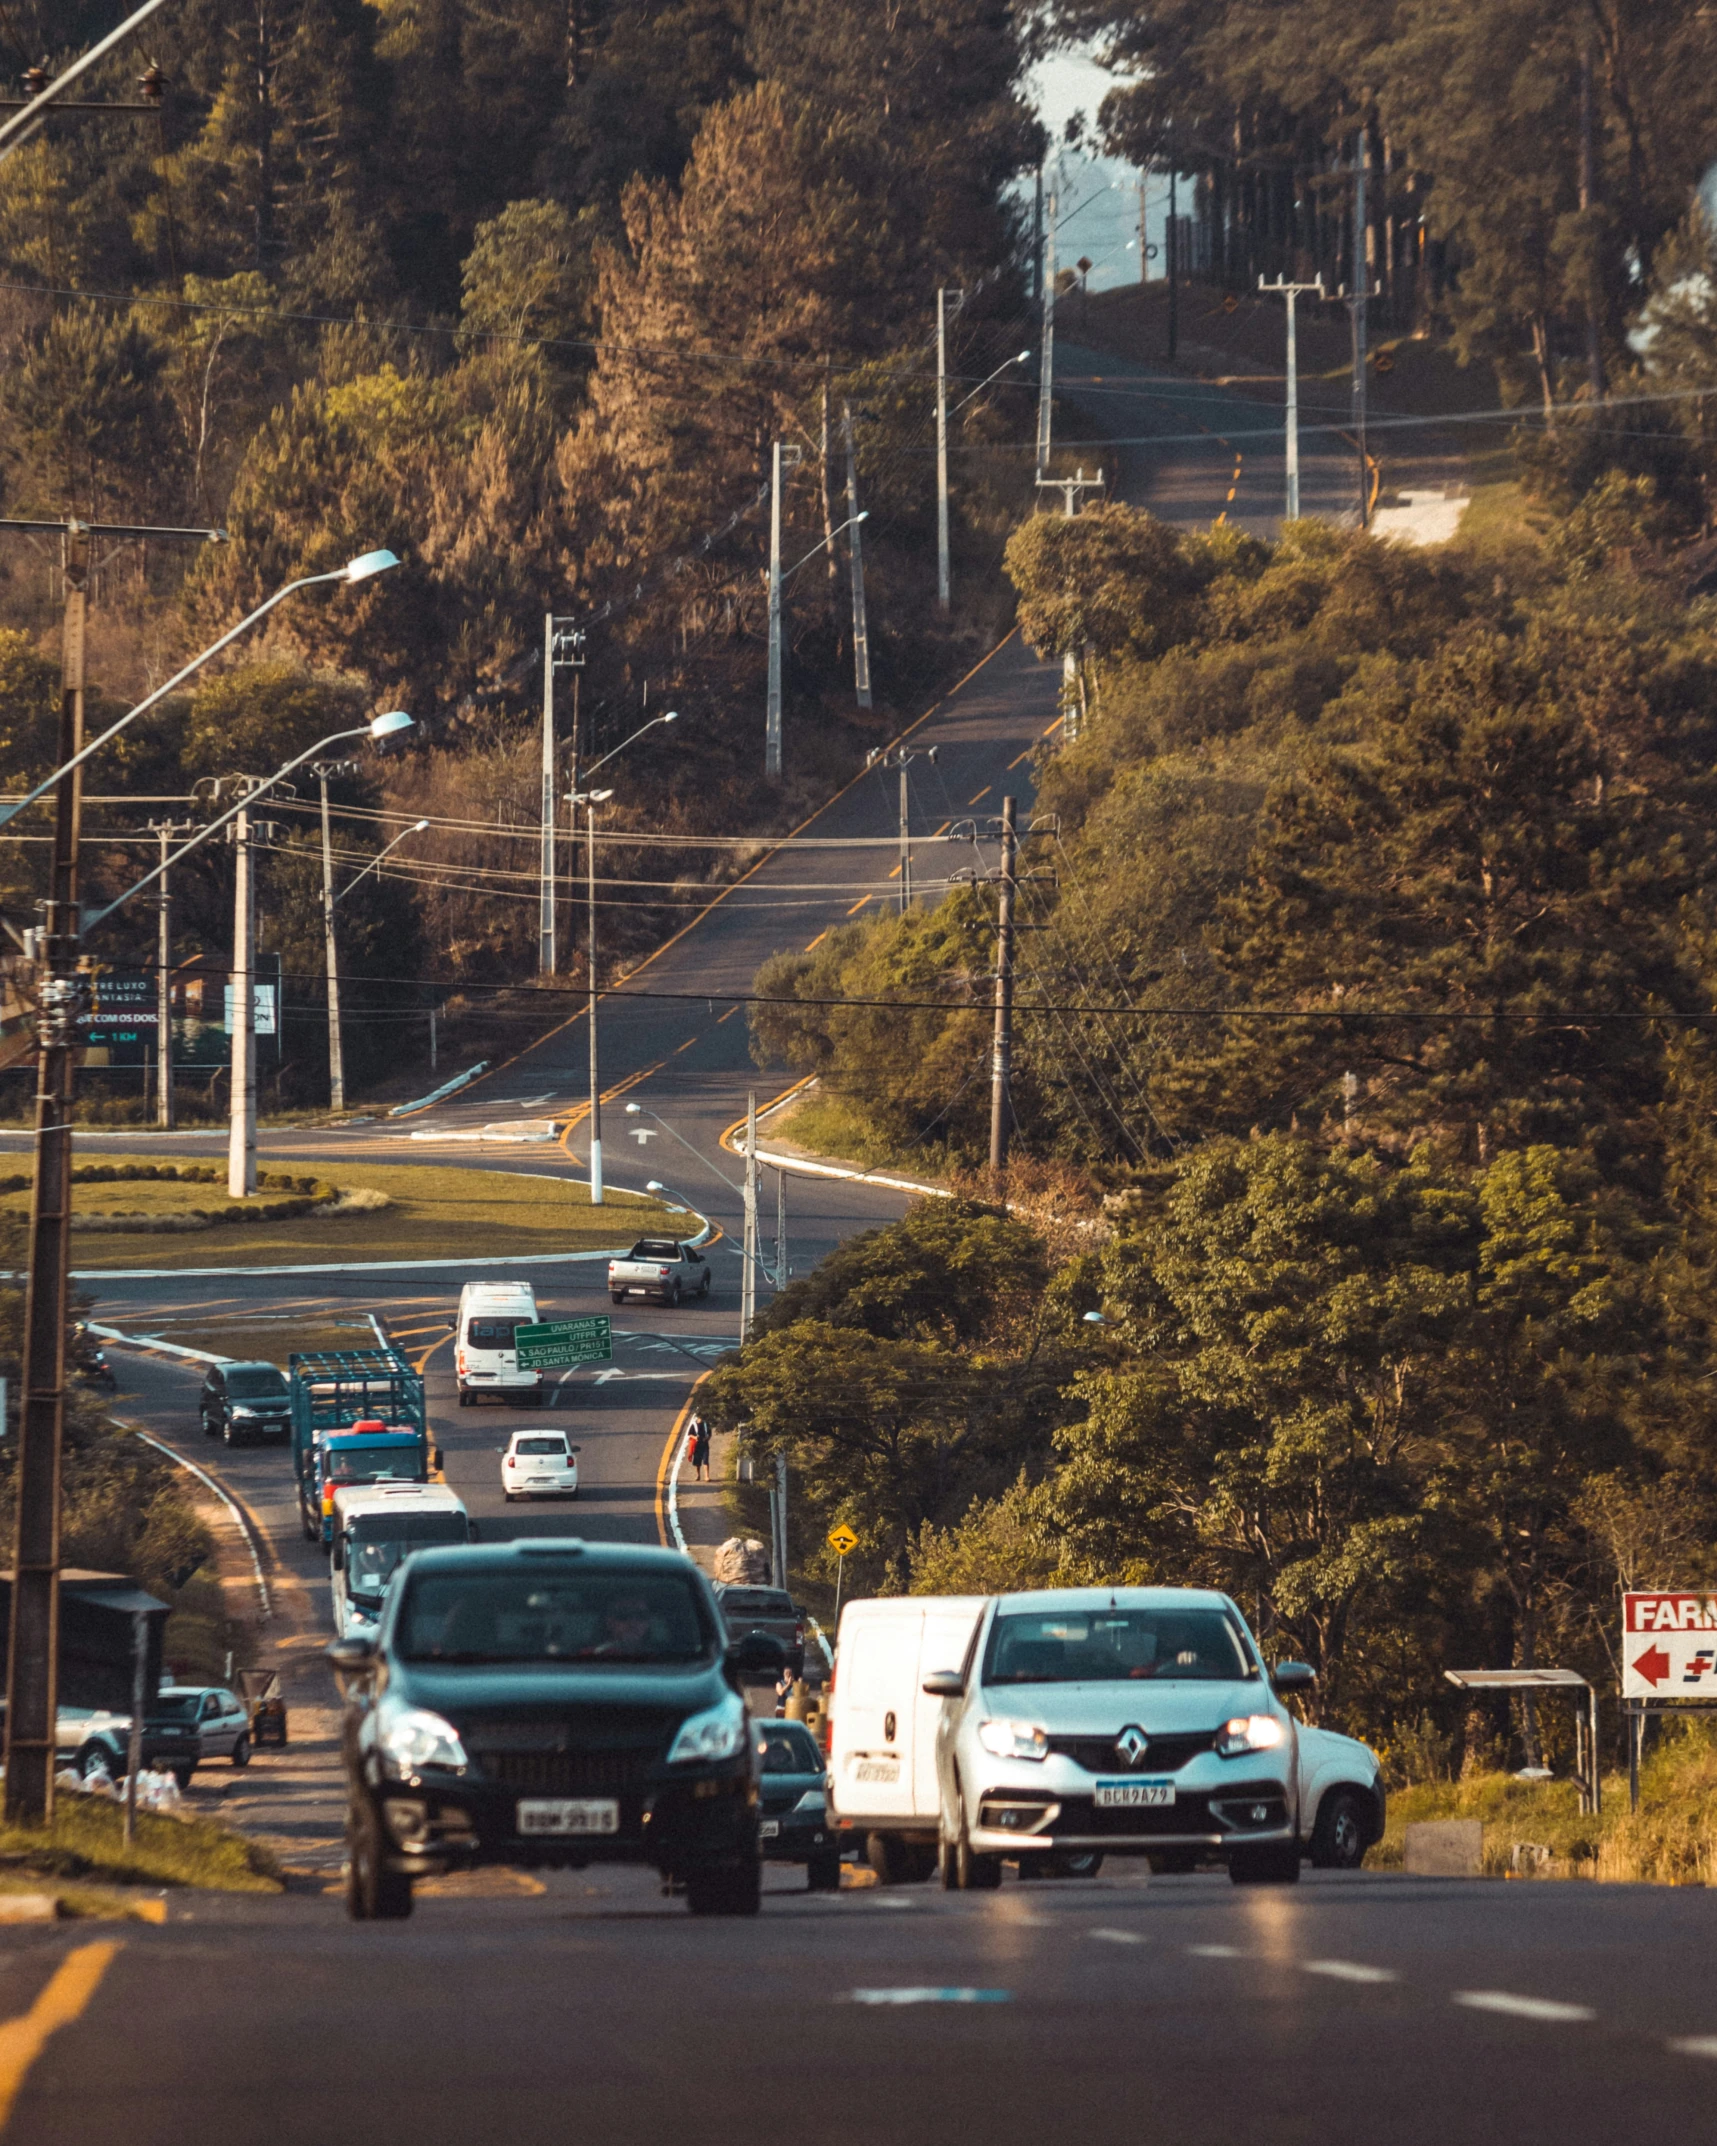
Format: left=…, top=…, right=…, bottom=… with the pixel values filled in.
left=1046, top=1850, right=1105, bottom=1879
left=939, top=1826, right=960, bottom=1890
left=458, top=1389, right=471, bottom=1408
left=201, top=1412, right=217, bottom=1440
left=866, top=1831, right=917, bottom=1885
left=230, top=1735, right=250, bottom=1769
left=172, top=1767, right=193, bottom=1792
left=669, top=1281, right=682, bottom=1308
left=301, top=1509, right=317, bottom=1542
left=958, top=1830, right=1002, bottom=1890
left=1309, top=1789, right=1369, bottom=1871
left=1229, top=1844, right=1301, bottom=1885
left=76, top=1742, right=114, bottom=1782
left=698, top=1272, right=711, bottom=1298
left=611, top=1293, right=624, bottom=1305
left=346, top=1800, right=413, bottom=1921
left=807, top=1853, right=842, bottom=1893
left=222, top=1417, right=235, bottom=1445
left=685, top=1862, right=761, bottom=1916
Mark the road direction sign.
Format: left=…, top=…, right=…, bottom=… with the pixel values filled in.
left=1622, top=1592, right=1717, bottom=1697
left=827, top=1524, right=858, bottom=1557
left=514, top=1315, right=612, bottom=1372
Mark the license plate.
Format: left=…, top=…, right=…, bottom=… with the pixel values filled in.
left=854, top=1757, right=900, bottom=1785
left=517, top=1798, right=618, bottom=1835
left=760, top=1820, right=780, bottom=1839
left=1094, top=1778, right=1175, bottom=1809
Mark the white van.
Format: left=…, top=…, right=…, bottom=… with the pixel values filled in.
left=330, top=1481, right=472, bottom=1637
left=456, top=1281, right=541, bottom=1406
left=826, top=1595, right=988, bottom=1882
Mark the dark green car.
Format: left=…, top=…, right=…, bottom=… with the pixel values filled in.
left=328, top=1539, right=785, bottom=1921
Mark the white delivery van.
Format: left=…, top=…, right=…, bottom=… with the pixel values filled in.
left=330, top=1481, right=472, bottom=1637
left=827, top=1595, right=988, bottom=1882
left=455, top=1281, right=541, bottom=1406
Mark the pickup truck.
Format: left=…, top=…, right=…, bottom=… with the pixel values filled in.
left=608, top=1237, right=712, bottom=1307
left=713, top=1584, right=809, bottom=1683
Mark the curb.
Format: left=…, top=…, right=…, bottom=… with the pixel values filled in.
left=87, top=1323, right=229, bottom=1366
left=387, top=1062, right=489, bottom=1116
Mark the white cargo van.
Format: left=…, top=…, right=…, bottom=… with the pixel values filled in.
left=330, top=1481, right=472, bottom=1637
left=827, top=1595, right=988, bottom=1882
left=455, top=1281, right=541, bottom=1406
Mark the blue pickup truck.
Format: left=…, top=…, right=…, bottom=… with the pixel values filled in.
left=290, top=1349, right=441, bottom=1547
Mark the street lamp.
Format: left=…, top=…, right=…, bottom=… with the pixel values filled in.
left=951, top=349, right=1032, bottom=417
left=320, top=814, right=428, bottom=1114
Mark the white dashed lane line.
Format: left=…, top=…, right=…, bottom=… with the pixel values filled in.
left=1303, top=1961, right=1399, bottom=1985
left=1452, top=1992, right=1596, bottom=2024
left=1186, top=1944, right=1242, bottom=1959
left=1089, top=1929, right=1147, bottom=1946
left=1668, top=2038, right=1717, bottom=2059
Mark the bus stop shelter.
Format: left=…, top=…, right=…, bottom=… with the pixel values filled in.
left=1444, top=1667, right=1600, bottom=1815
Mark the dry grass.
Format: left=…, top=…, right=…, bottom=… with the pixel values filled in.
left=0, top=1793, right=281, bottom=1893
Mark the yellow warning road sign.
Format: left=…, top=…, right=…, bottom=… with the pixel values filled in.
left=827, top=1524, right=859, bottom=1557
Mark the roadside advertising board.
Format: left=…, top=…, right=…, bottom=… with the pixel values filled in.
left=1621, top=1592, right=1717, bottom=1698
left=514, top=1315, right=613, bottom=1371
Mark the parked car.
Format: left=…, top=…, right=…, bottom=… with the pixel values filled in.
left=234, top=1669, right=288, bottom=1748
left=328, top=1538, right=786, bottom=1920
left=929, top=1587, right=1385, bottom=1889
left=502, top=1430, right=581, bottom=1502
left=607, top=1239, right=711, bottom=1307
left=456, top=1282, right=542, bottom=1406
left=714, top=1585, right=807, bottom=1684
left=200, top=1361, right=293, bottom=1445
left=756, top=1718, right=841, bottom=1890
left=62, top=1683, right=254, bottom=1786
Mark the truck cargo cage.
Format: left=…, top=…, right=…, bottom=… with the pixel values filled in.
left=289, top=1348, right=426, bottom=1480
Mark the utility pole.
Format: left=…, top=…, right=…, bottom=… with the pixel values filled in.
left=1036, top=188, right=1057, bottom=477
left=1260, top=274, right=1325, bottom=522
left=1031, top=163, right=1042, bottom=306
left=586, top=794, right=603, bottom=1204
left=539, top=611, right=555, bottom=975
left=148, top=818, right=189, bottom=1128
left=1167, top=165, right=1179, bottom=362
left=1351, top=131, right=1371, bottom=528
left=1138, top=176, right=1149, bottom=286
left=842, top=403, right=872, bottom=709
left=741, top=1089, right=758, bottom=1341
left=775, top=1167, right=787, bottom=1295
left=871, top=745, right=936, bottom=912
left=314, top=760, right=353, bottom=1113
left=1035, top=466, right=1105, bottom=518
left=989, top=794, right=1016, bottom=1177
left=936, top=288, right=951, bottom=613
left=766, top=440, right=784, bottom=780
left=771, top=1451, right=788, bottom=1592
left=228, top=799, right=256, bottom=1198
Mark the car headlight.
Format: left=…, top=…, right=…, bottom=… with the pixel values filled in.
left=667, top=1693, right=747, bottom=1765
left=976, top=1717, right=1049, bottom=1761
left=232, top=1408, right=257, bottom=1420
left=377, top=1701, right=468, bottom=1776
left=792, top=1788, right=827, bottom=1812
left=1215, top=1714, right=1289, bottom=1757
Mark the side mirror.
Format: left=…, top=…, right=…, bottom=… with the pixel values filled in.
left=569, top=1444, right=583, bottom=1454
left=1272, top=1661, right=1317, bottom=1693
left=728, top=1632, right=788, bottom=1677
left=326, top=1636, right=375, bottom=1676
left=921, top=1670, right=965, bottom=1699
left=430, top=1446, right=444, bottom=1472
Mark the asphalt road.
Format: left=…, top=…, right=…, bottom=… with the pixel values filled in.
left=9, top=1866, right=1717, bottom=2144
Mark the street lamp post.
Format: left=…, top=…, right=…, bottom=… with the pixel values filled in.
left=321, top=808, right=428, bottom=1114
left=0, top=545, right=401, bottom=1826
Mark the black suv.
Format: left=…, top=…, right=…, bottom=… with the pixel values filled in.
left=328, top=1539, right=786, bottom=1921
left=200, top=1361, right=293, bottom=1445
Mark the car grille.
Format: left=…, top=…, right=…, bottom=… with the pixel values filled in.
left=480, top=1748, right=656, bottom=1796
left=1046, top=1731, right=1217, bottom=1774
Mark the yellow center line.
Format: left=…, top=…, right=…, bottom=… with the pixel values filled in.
left=0, top=1941, right=121, bottom=2133
left=886, top=864, right=901, bottom=879
left=671, top=1034, right=699, bottom=1056
left=715, top=1005, right=741, bottom=1025
left=804, top=929, right=829, bottom=952
left=933, top=821, right=950, bottom=836
left=845, top=895, right=871, bottom=916
left=1006, top=747, right=1033, bottom=770
left=967, top=787, right=991, bottom=805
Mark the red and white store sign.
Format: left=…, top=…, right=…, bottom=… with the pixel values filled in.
left=1622, top=1594, right=1717, bottom=1698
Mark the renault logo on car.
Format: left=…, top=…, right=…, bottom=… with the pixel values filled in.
left=1115, top=1726, right=1149, bottom=1767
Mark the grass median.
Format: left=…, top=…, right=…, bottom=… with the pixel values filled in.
left=13, top=1158, right=680, bottom=1271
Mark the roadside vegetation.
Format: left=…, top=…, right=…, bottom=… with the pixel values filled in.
left=0, top=1793, right=281, bottom=1896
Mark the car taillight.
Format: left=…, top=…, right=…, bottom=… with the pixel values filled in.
left=456, top=1351, right=466, bottom=1374
left=795, top=1625, right=804, bottom=1645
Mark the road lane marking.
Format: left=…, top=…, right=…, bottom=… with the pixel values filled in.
left=1186, top=1944, right=1241, bottom=1959
left=847, top=1988, right=1010, bottom=2006
left=1006, top=747, right=1033, bottom=770
left=655, top=1373, right=714, bottom=1551
left=1453, top=1992, right=1595, bottom=2023
left=716, top=1004, right=741, bottom=1022
left=845, top=895, right=871, bottom=916
left=0, top=1941, right=121, bottom=2132
left=1667, top=2037, right=1717, bottom=2058
left=967, top=787, right=991, bottom=804
left=1089, top=1928, right=1146, bottom=1946
left=805, top=930, right=829, bottom=951
left=1303, top=1961, right=1397, bottom=1985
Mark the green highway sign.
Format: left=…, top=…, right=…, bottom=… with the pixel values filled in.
left=514, top=1314, right=613, bottom=1371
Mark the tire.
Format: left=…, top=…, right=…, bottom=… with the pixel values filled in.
left=76, top=1742, right=114, bottom=1782
left=807, top=1853, right=842, bottom=1893
left=1229, top=1844, right=1301, bottom=1886
left=301, top=1508, right=317, bottom=1542
left=939, top=1825, right=960, bottom=1890
left=669, top=1281, right=682, bottom=1308
left=230, top=1735, right=250, bottom=1770
left=866, top=1831, right=913, bottom=1885
left=611, top=1294, right=624, bottom=1306
left=201, top=1413, right=217, bottom=1440
left=346, top=1800, right=413, bottom=1921
left=222, top=1418, right=235, bottom=1445
left=172, top=1767, right=193, bottom=1792
left=1309, top=1788, right=1369, bottom=1871
left=685, top=1862, right=761, bottom=1916
left=958, top=1829, right=1002, bottom=1890
left=1046, top=1850, right=1105, bottom=1879
left=458, top=1389, right=471, bottom=1408
left=698, top=1273, right=711, bottom=1299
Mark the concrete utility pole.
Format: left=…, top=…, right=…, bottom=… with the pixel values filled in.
left=1167, top=164, right=1179, bottom=362
left=771, top=1451, right=788, bottom=1591
left=583, top=792, right=607, bottom=1203
left=1036, top=188, right=1057, bottom=477
left=870, top=745, right=936, bottom=912
left=741, top=1090, right=759, bottom=1341
left=539, top=611, right=556, bottom=974
left=228, top=800, right=257, bottom=1198
left=1260, top=274, right=1325, bottom=521
left=936, top=288, right=951, bottom=613
left=766, top=441, right=784, bottom=780
left=314, top=760, right=353, bottom=1113
left=148, top=818, right=190, bottom=1128
left=1035, top=466, right=1105, bottom=518
left=775, top=1167, right=787, bottom=1295
left=1351, top=131, right=1371, bottom=528
left=842, top=403, right=872, bottom=709
left=990, top=795, right=1017, bottom=1176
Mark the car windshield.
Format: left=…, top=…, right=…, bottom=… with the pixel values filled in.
left=515, top=1436, right=566, bottom=1456
left=226, top=1369, right=288, bottom=1399
left=398, top=1570, right=715, bottom=1665
left=326, top=1443, right=419, bottom=1483
left=985, top=1608, right=1256, bottom=1684
left=466, top=1320, right=520, bottom=1350
left=629, top=1240, right=679, bottom=1259
left=150, top=1694, right=201, bottom=1721
left=757, top=1726, right=820, bottom=1775
left=348, top=1513, right=469, bottom=1601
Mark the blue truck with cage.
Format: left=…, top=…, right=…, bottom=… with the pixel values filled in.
left=289, top=1348, right=441, bottom=1547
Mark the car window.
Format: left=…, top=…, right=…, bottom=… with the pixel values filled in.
left=515, top=1436, right=567, bottom=1456
left=985, top=1608, right=1256, bottom=1685
left=151, top=1694, right=200, bottom=1721
left=399, top=1569, right=716, bottom=1665
left=630, top=1240, right=680, bottom=1259
left=720, top=1590, right=794, bottom=1616
left=757, top=1727, right=820, bottom=1774
left=226, top=1369, right=288, bottom=1399
left=466, top=1320, right=520, bottom=1350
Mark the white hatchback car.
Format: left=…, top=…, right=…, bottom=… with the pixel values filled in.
left=501, top=1429, right=581, bottom=1501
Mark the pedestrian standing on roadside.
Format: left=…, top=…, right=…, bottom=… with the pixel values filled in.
left=688, top=1411, right=712, bottom=1483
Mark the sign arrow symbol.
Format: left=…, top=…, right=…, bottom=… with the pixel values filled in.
left=1633, top=1644, right=1671, bottom=1687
